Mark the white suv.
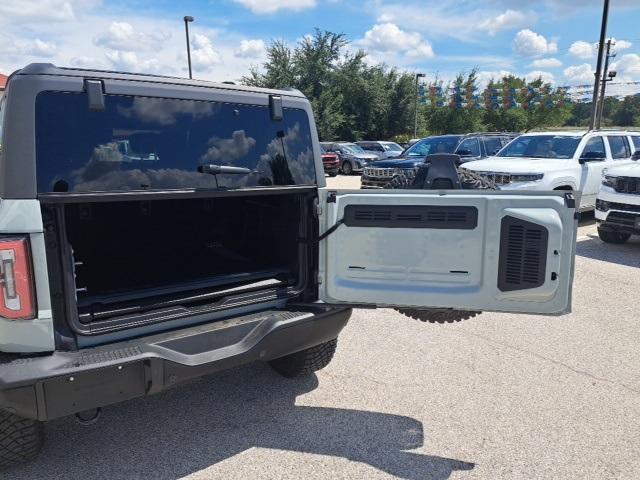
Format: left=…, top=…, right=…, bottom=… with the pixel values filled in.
left=462, top=130, right=640, bottom=211
left=595, top=137, right=640, bottom=243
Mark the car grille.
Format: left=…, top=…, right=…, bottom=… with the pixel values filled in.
left=363, top=167, right=396, bottom=178
left=476, top=171, right=512, bottom=185
left=613, top=177, right=640, bottom=194
left=598, top=200, right=640, bottom=213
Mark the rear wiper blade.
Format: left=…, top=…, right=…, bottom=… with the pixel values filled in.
left=197, top=164, right=252, bottom=175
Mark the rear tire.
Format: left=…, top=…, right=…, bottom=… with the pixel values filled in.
left=269, top=339, right=338, bottom=378
left=341, top=161, right=353, bottom=175
left=0, top=410, right=45, bottom=469
left=328, top=171, right=338, bottom=177
left=598, top=228, right=630, bottom=244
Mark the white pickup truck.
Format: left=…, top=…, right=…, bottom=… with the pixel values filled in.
left=462, top=130, right=640, bottom=211
left=595, top=143, right=640, bottom=243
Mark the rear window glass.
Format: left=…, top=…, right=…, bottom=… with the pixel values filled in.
left=35, top=92, right=316, bottom=193
left=632, top=136, right=640, bottom=152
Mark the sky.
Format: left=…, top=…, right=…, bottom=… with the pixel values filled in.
left=1, top=0, right=640, bottom=96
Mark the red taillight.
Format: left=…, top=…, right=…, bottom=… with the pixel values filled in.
left=0, top=237, right=35, bottom=320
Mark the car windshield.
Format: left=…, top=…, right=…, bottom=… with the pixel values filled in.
left=497, top=135, right=582, bottom=159
left=384, top=143, right=403, bottom=152
left=340, top=143, right=365, bottom=154
left=405, top=136, right=462, bottom=157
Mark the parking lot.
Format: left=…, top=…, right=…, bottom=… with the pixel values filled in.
left=5, top=174, right=640, bottom=480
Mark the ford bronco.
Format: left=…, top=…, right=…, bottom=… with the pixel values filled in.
left=0, top=64, right=577, bottom=467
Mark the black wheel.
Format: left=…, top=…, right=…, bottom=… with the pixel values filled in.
left=0, top=410, right=45, bottom=469
left=341, top=161, right=353, bottom=175
left=598, top=228, right=630, bottom=244
left=269, top=339, right=338, bottom=378
left=395, top=308, right=480, bottom=324
left=328, top=171, right=338, bottom=177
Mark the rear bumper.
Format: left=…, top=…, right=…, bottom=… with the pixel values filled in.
left=0, top=306, right=351, bottom=421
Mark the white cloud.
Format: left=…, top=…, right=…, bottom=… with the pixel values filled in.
left=530, top=58, right=562, bottom=68
left=232, top=0, right=316, bottom=14
left=95, top=22, right=171, bottom=52
left=190, top=33, right=222, bottom=70
left=611, top=54, right=640, bottom=80
left=563, top=63, right=594, bottom=84
left=512, top=29, right=557, bottom=57
left=0, top=35, right=58, bottom=58
left=524, top=70, right=555, bottom=84
left=202, top=130, right=257, bottom=162
left=612, top=39, right=632, bottom=51
left=478, top=9, right=534, bottom=36
left=234, top=39, right=266, bottom=58
left=0, top=0, right=99, bottom=23
left=358, top=23, right=434, bottom=59
left=105, top=50, right=164, bottom=74
left=568, top=40, right=595, bottom=59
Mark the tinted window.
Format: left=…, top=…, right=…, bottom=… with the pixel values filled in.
left=581, top=136, right=606, bottom=158
left=608, top=136, right=630, bottom=159
left=405, top=136, right=462, bottom=157
left=35, top=92, right=316, bottom=193
left=455, top=138, right=481, bottom=157
left=384, top=143, right=403, bottom=152
left=497, top=135, right=581, bottom=159
left=340, top=144, right=365, bottom=154
left=483, top=137, right=503, bottom=156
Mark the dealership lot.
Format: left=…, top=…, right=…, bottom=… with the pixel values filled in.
left=5, top=175, right=640, bottom=480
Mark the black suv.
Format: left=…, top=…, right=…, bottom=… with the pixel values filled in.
left=361, top=133, right=518, bottom=188
left=0, top=65, right=575, bottom=468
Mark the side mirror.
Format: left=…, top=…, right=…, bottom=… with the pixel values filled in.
left=579, top=151, right=606, bottom=163
left=455, top=149, right=473, bottom=157
left=632, top=150, right=640, bottom=161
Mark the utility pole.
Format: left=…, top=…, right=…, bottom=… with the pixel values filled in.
left=184, top=16, right=195, bottom=79
left=596, top=39, right=616, bottom=129
left=588, top=0, right=610, bottom=130
left=414, top=73, right=425, bottom=138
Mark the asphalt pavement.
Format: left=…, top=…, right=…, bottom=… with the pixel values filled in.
left=5, top=175, right=639, bottom=479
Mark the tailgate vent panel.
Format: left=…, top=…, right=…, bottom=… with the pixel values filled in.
left=498, top=215, right=548, bottom=292
left=344, top=205, right=478, bottom=229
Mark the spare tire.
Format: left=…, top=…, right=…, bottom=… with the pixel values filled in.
left=383, top=159, right=493, bottom=324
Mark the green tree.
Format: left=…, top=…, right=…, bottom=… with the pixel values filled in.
left=241, top=30, right=416, bottom=141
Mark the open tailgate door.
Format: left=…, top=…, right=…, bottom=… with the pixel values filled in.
left=319, top=189, right=577, bottom=315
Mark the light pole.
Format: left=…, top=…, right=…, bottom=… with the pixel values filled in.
left=184, top=16, right=194, bottom=79
left=596, top=39, right=616, bottom=129
left=588, top=0, right=610, bottom=130
left=414, top=73, right=425, bottom=138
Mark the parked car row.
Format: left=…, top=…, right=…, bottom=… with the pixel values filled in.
left=319, top=140, right=404, bottom=175
left=360, top=132, right=517, bottom=188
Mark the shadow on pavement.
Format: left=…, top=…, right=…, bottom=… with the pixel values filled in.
left=576, top=235, right=640, bottom=268
left=5, top=364, right=474, bottom=480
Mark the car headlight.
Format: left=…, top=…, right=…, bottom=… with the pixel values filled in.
left=510, top=173, right=544, bottom=182
left=602, top=174, right=618, bottom=188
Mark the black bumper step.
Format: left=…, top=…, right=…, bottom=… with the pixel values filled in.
left=0, top=306, right=351, bottom=421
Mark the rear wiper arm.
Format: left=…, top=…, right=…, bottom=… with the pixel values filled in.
left=197, top=164, right=252, bottom=175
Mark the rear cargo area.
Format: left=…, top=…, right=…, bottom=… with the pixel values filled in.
left=43, top=190, right=315, bottom=330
